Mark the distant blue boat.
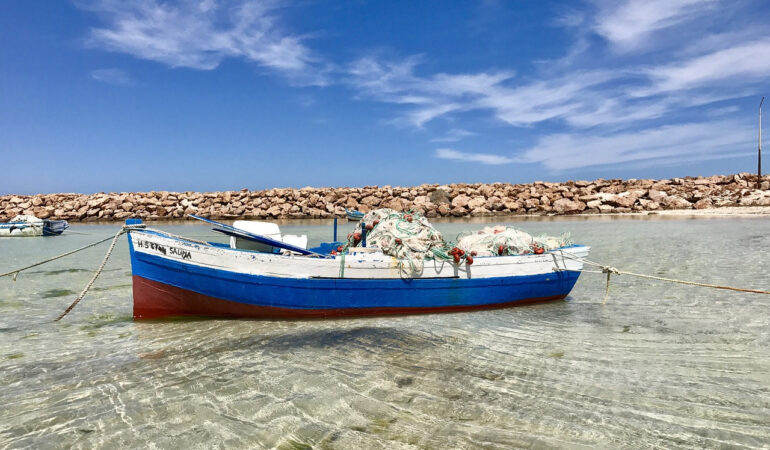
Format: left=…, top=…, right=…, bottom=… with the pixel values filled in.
left=0, top=215, right=69, bottom=237
left=125, top=218, right=589, bottom=320
left=345, top=208, right=365, bottom=221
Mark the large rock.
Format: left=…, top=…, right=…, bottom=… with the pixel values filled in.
left=470, top=207, right=492, bottom=216
left=661, top=195, right=693, bottom=209
left=648, top=189, right=668, bottom=202
left=360, top=195, right=380, bottom=206
left=694, top=198, right=713, bottom=209
left=638, top=199, right=660, bottom=210
left=451, top=194, right=470, bottom=208
left=467, top=196, right=486, bottom=210
left=485, top=196, right=503, bottom=210
left=739, top=190, right=770, bottom=206
left=596, top=192, right=637, bottom=208
left=383, top=198, right=405, bottom=211
left=552, top=198, right=586, bottom=214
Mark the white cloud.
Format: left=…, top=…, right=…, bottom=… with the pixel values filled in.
left=520, top=120, right=753, bottom=171
left=347, top=56, right=627, bottom=128
left=474, top=71, right=619, bottom=127
left=407, top=104, right=462, bottom=128
left=81, top=0, right=324, bottom=84
left=429, top=128, right=475, bottom=143
left=90, top=68, right=134, bottom=86
left=435, top=148, right=514, bottom=165
left=593, top=0, right=719, bottom=51
left=642, top=38, right=770, bottom=94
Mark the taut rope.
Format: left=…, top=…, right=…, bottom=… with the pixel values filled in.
left=54, top=227, right=129, bottom=321
left=1, top=235, right=119, bottom=280
left=555, top=250, right=770, bottom=304
left=1, top=224, right=209, bottom=321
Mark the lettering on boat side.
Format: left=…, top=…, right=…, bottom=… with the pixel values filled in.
left=136, top=240, right=167, bottom=255
left=169, top=246, right=192, bottom=260
left=136, top=240, right=192, bottom=260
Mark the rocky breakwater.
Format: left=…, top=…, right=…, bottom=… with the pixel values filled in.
left=1, top=173, right=769, bottom=223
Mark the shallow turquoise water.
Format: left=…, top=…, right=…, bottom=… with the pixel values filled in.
left=1, top=216, right=768, bottom=449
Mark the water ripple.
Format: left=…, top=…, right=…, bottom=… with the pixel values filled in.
left=0, top=218, right=769, bottom=448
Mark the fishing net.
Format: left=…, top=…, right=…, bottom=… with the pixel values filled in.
left=456, top=225, right=572, bottom=257
left=344, top=209, right=452, bottom=274
left=343, top=209, right=573, bottom=275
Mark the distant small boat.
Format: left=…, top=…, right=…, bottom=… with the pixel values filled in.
left=0, top=215, right=69, bottom=237
left=346, top=208, right=365, bottom=221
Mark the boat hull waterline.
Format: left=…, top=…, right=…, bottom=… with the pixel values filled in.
left=127, top=229, right=588, bottom=319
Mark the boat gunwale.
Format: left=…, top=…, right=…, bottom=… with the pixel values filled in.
left=127, top=228, right=590, bottom=269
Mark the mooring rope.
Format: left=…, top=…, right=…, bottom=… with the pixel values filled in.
left=53, top=225, right=213, bottom=321
left=54, top=227, right=129, bottom=321
left=0, top=223, right=211, bottom=321
left=554, top=250, right=770, bottom=303
left=1, top=234, right=119, bottom=280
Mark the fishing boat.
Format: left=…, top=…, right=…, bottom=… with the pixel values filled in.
left=125, top=216, right=589, bottom=319
left=0, top=215, right=69, bottom=237
left=345, top=208, right=365, bottom=221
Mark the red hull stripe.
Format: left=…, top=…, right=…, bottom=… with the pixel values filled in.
left=133, top=275, right=567, bottom=320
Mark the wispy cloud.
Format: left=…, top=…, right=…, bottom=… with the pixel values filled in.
left=519, top=120, right=753, bottom=171
left=80, top=0, right=325, bottom=84
left=429, top=128, right=475, bottom=143
left=640, top=38, right=770, bottom=94
left=347, top=56, right=628, bottom=129
left=593, top=0, right=720, bottom=52
left=90, top=68, right=134, bottom=86
left=435, top=148, right=514, bottom=165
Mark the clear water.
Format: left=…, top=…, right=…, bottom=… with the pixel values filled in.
left=1, top=216, right=768, bottom=449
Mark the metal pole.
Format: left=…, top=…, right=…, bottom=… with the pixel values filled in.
left=333, top=217, right=337, bottom=241
left=361, top=223, right=367, bottom=248
left=757, top=97, right=765, bottom=189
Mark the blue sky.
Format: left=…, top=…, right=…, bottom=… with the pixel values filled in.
left=1, top=0, right=769, bottom=194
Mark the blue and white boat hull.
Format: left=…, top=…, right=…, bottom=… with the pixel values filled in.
left=127, top=227, right=588, bottom=319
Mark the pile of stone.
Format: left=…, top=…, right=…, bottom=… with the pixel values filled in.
left=1, top=173, right=768, bottom=222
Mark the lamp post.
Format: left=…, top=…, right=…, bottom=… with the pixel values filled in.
left=757, top=97, right=765, bottom=189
